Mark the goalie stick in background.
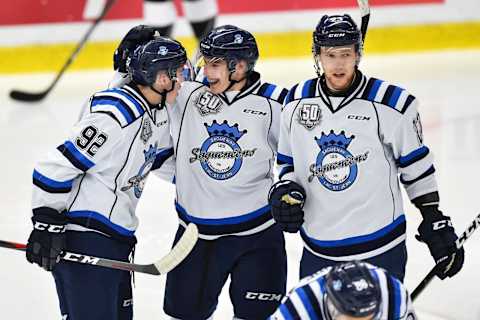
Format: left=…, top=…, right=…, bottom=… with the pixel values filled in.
left=269, top=261, right=417, bottom=320
left=269, top=6, right=464, bottom=282
left=25, top=37, right=190, bottom=320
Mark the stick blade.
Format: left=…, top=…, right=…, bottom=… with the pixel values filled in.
left=10, top=89, right=49, bottom=102
left=154, top=223, right=198, bottom=275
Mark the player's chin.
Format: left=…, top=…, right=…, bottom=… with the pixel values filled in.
left=329, top=74, right=351, bottom=90
left=208, top=80, right=225, bottom=94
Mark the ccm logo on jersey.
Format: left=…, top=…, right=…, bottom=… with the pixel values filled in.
left=33, top=222, right=66, bottom=233
left=433, top=220, right=453, bottom=230
left=62, top=252, right=100, bottom=265
left=347, top=115, right=370, bottom=121
left=243, top=109, right=267, bottom=116
left=245, top=292, right=283, bottom=301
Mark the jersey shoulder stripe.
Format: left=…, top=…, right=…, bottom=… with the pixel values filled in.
left=284, top=78, right=319, bottom=105
left=256, top=82, right=289, bottom=104
left=91, top=88, right=145, bottom=127
left=360, top=77, right=416, bottom=114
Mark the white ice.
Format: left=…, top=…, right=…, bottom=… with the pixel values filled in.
left=0, top=50, right=479, bottom=319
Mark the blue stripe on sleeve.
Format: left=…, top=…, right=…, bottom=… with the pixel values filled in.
left=59, top=141, right=95, bottom=172
left=368, top=79, right=383, bottom=101
left=397, top=146, right=429, bottom=167
left=296, top=287, right=317, bottom=319
left=277, top=153, right=294, bottom=165
left=279, top=302, right=294, bottom=320
left=302, top=79, right=313, bottom=98
left=388, top=86, right=404, bottom=109
left=264, top=84, right=276, bottom=98
left=33, top=169, right=74, bottom=193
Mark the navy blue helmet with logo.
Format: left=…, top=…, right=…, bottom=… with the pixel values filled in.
left=325, top=261, right=381, bottom=318
left=199, top=25, right=259, bottom=73
left=313, top=14, right=362, bottom=55
left=127, top=37, right=187, bottom=86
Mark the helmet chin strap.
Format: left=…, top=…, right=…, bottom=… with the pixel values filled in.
left=223, top=60, right=248, bottom=93
left=149, top=78, right=176, bottom=109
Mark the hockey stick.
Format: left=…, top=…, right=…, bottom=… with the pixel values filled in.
left=411, top=213, right=480, bottom=301
left=9, top=0, right=117, bottom=103
left=0, top=223, right=198, bottom=275
left=357, top=0, right=370, bottom=44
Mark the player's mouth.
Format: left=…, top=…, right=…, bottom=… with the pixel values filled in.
left=208, top=79, right=219, bottom=85
left=332, top=72, right=346, bottom=79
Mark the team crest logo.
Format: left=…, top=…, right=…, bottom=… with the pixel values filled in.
left=234, top=34, right=244, bottom=44
left=140, top=118, right=152, bottom=144
left=195, top=91, right=223, bottom=116
left=298, top=104, right=321, bottom=129
left=158, top=46, right=168, bottom=56
left=308, top=130, right=369, bottom=191
left=189, top=120, right=256, bottom=180
left=121, top=143, right=157, bottom=198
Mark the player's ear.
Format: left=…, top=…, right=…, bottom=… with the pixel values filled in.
left=234, top=60, right=248, bottom=74
left=155, top=71, right=170, bottom=87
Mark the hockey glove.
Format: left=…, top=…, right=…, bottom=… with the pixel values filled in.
left=113, top=25, right=160, bottom=73
left=416, top=212, right=464, bottom=279
left=268, top=180, right=306, bottom=233
left=26, top=210, right=67, bottom=271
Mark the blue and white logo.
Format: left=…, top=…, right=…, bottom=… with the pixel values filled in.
left=121, top=143, right=157, bottom=198
left=189, top=120, right=256, bottom=180
left=308, top=130, right=369, bottom=191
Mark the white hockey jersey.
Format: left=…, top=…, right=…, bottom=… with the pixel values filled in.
left=278, top=71, right=437, bottom=260
left=269, top=263, right=417, bottom=320
left=32, top=84, right=174, bottom=244
left=165, top=72, right=288, bottom=239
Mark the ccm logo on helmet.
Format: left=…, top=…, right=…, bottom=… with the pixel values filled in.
left=245, top=292, right=283, bottom=301
left=329, top=33, right=345, bottom=38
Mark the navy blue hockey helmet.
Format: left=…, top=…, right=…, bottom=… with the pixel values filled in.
left=313, top=14, right=362, bottom=55
left=325, top=261, right=381, bottom=318
left=199, top=25, right=259, bottom=73
left=127, top=37, right=187, bottom=86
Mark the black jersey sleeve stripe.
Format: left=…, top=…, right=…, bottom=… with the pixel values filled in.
left=33, top=169, right=73, bottom=194
left=303, top=284, right=323, bottom=317
left=400, top=165, right=435, bottom=185
left=285, top=297, right=302, bottom=319
left=381, top=85, right=396, bottom=107
left=386, top=274, right=396, bottom=320
left=400, top=94, right=416, bottom=114
left=361, top=77, right=378, bottom=100
left=57, top=141, right=95, bottom=172
left=308, top=78, right=317, bottom=98
left=278, top=88, right=289, bottom=104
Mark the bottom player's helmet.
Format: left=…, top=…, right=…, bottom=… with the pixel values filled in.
left=199, top=25, right=259, bottom=73
left=127, top=37, right=187, bottom=86
left=325, top=261, right=381, bottom=319
left=313, top=14, right=362, bottom=55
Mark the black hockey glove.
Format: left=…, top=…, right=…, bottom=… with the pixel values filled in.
left=26, top=210, right=67, bottom=271
left=268, top=180, right=306, bottom=233
left=415, top=212, right=464, bottom=280
left=113, top=25, right=160, bottom=72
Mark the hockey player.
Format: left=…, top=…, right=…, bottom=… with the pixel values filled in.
left=26, top=37, right=188, bottom=320
left=269, top=14, right=464, bottom=282
left=162, top=25, right=289, bottom=319
left=269, top=261, right=417, bottom=320
left=144, top=0, right=217, bottom=40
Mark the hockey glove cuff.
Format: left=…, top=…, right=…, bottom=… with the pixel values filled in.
left=268, top=180, right=306, bottom=233
left=26, top=209, right=67, bottom=271
left=416, top=212, right=464, bottom=279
